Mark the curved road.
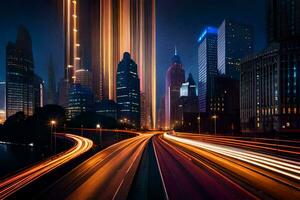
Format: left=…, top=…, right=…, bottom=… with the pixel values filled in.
left=0, top=133, right=93, bottom=199
left=38, top=134, right=153, bottom=199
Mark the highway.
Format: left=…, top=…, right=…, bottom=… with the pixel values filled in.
left=38, top=133, right=153, bottom=199
left=162, top=133, right=300, bottom=199
left=0, top=133, right=93, bottom=199
left=153, top=135, right=256, bottom=200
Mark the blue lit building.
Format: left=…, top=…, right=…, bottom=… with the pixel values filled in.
left=217, top=20, right=254, bottom=80
left=67, top=84, right=94, bottom=120
left=198, top=27, right=218, bottom=113
left=116, top=52, right=141, bottom=129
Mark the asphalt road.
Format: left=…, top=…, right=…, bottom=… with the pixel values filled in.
left=37, top=134, right=153, bottom=200
left=153, top=135, right=255, bottom=200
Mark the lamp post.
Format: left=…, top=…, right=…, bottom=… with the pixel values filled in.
left=96, top=123, right=101, bottom=148
left=197, top=114, right=201, bottom=134
left=50, top=120, right=56, bottom=153
left=212, top=115, right=217, bottom=135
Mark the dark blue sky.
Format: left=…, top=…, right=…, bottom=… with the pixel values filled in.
left=0, top=0, right=267, bottom=105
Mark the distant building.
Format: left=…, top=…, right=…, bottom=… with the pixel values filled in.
left=75, top=69, right=92, bottom=90
left=34, top=75, right=44, bottom=110
left=140, top=93, right=147, bottom=129
left=178, top=73, right=198, bottom=125
left=165, top=49, right=185, bottom=129
left=198, top=27, right=218, bottom=114
left=95, top=99, right=118, bottom=120
left=217, top=19, right=254, bottom=80
left=0, top=82, right=5, bottom=123
left=47, top=56, right=57, bottom=104
left=58, top=78, right=69, bottom=108
left=116, top=52, right=141, bottom=129
left=158, top=96, right=165, bottom=130
left=6, top=26, right=35, bottom=118
left=67, top=84, right=94, bottom=120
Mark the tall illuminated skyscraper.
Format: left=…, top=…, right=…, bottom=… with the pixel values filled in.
left=92, top=0, right=156, bottom=129
left=63, top=0, right=81, bottom=85
left=165, top=50, right=185, bottom=129
left=198, top=27, right=218, bottom=113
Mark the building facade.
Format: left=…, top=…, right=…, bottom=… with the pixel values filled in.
left=116, top=52, right=141, bottom=129
left=198, top=27, right=218, bottom=114
left=67, top=83, right=94, bottom=120
left=165, top=51, right=185, bottom=129
left=217, top=19, right=254, bottom=80
left=178, top=73, right=198, bottom=125
left=240, top=0, right=300, bottom=132
left=6, top=26, right=35, bottom=118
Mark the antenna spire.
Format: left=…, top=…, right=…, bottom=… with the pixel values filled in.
left=174, top=46, right=177, bottom=55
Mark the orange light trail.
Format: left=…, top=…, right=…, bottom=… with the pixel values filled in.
left=0, top=133, right=93, bottom=199
left=164, top=133, right=300, bottom=181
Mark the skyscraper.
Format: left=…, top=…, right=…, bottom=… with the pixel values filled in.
left=240, top=0, right=300, bottom=132
left=218, top=20, right=254, bottom=80
left=90, top=0, right=156, bottom=129
left=198, top=27, right=218, bottom=113
left=63, top=0, right=81, bottom=84
left=165, top=50, right=185, bottom=129
left=47, top=56, right=56, bottom=104
left=116, top=52, right=141, bottom=129
left=6, top=26, right=35, bottom=118
left=268, top=0, right=300, bottom=44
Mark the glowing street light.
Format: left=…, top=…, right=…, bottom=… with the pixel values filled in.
left=212, top=115, right=217, bottom=135
left=96, top=123, right=102, bottom=148
left=197, top=114, right=201, bottom=134
left=50, top=120, right=57, bottom=153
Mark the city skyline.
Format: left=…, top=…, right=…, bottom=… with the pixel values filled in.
left=0, top=0, right=267, bottom=112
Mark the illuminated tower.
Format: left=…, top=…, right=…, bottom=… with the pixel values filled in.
left=165, top=49, right=185, bottom=129
left=63, top=0, right=80, bottom=84
left=91, top=0, right=156, bottom=129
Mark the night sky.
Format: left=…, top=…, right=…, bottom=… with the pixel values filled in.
left=0, top=0, right=267, bottom=108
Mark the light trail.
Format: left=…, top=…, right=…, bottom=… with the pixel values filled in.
left=163, top=133, right=300, bottom=199
left=41, top=133, right=153, bottom=199
left=175, top=132, right=300, bottom=156
left=164, top=133, right=300, bottom=182
left=0, top=133, right=93, bottom=199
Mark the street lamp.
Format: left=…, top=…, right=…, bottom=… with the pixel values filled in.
left=50, top=120, right=56, bottom=153
left=197, top=114, right=201, bottom=134
left=212, top=115, right=217, bottom=135
left=96, top=123, right=102, bottom=148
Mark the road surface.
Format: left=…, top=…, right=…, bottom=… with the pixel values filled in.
left=38, top=133, right=153, bottom=200
left=163, top=133, right=300, bottom=199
